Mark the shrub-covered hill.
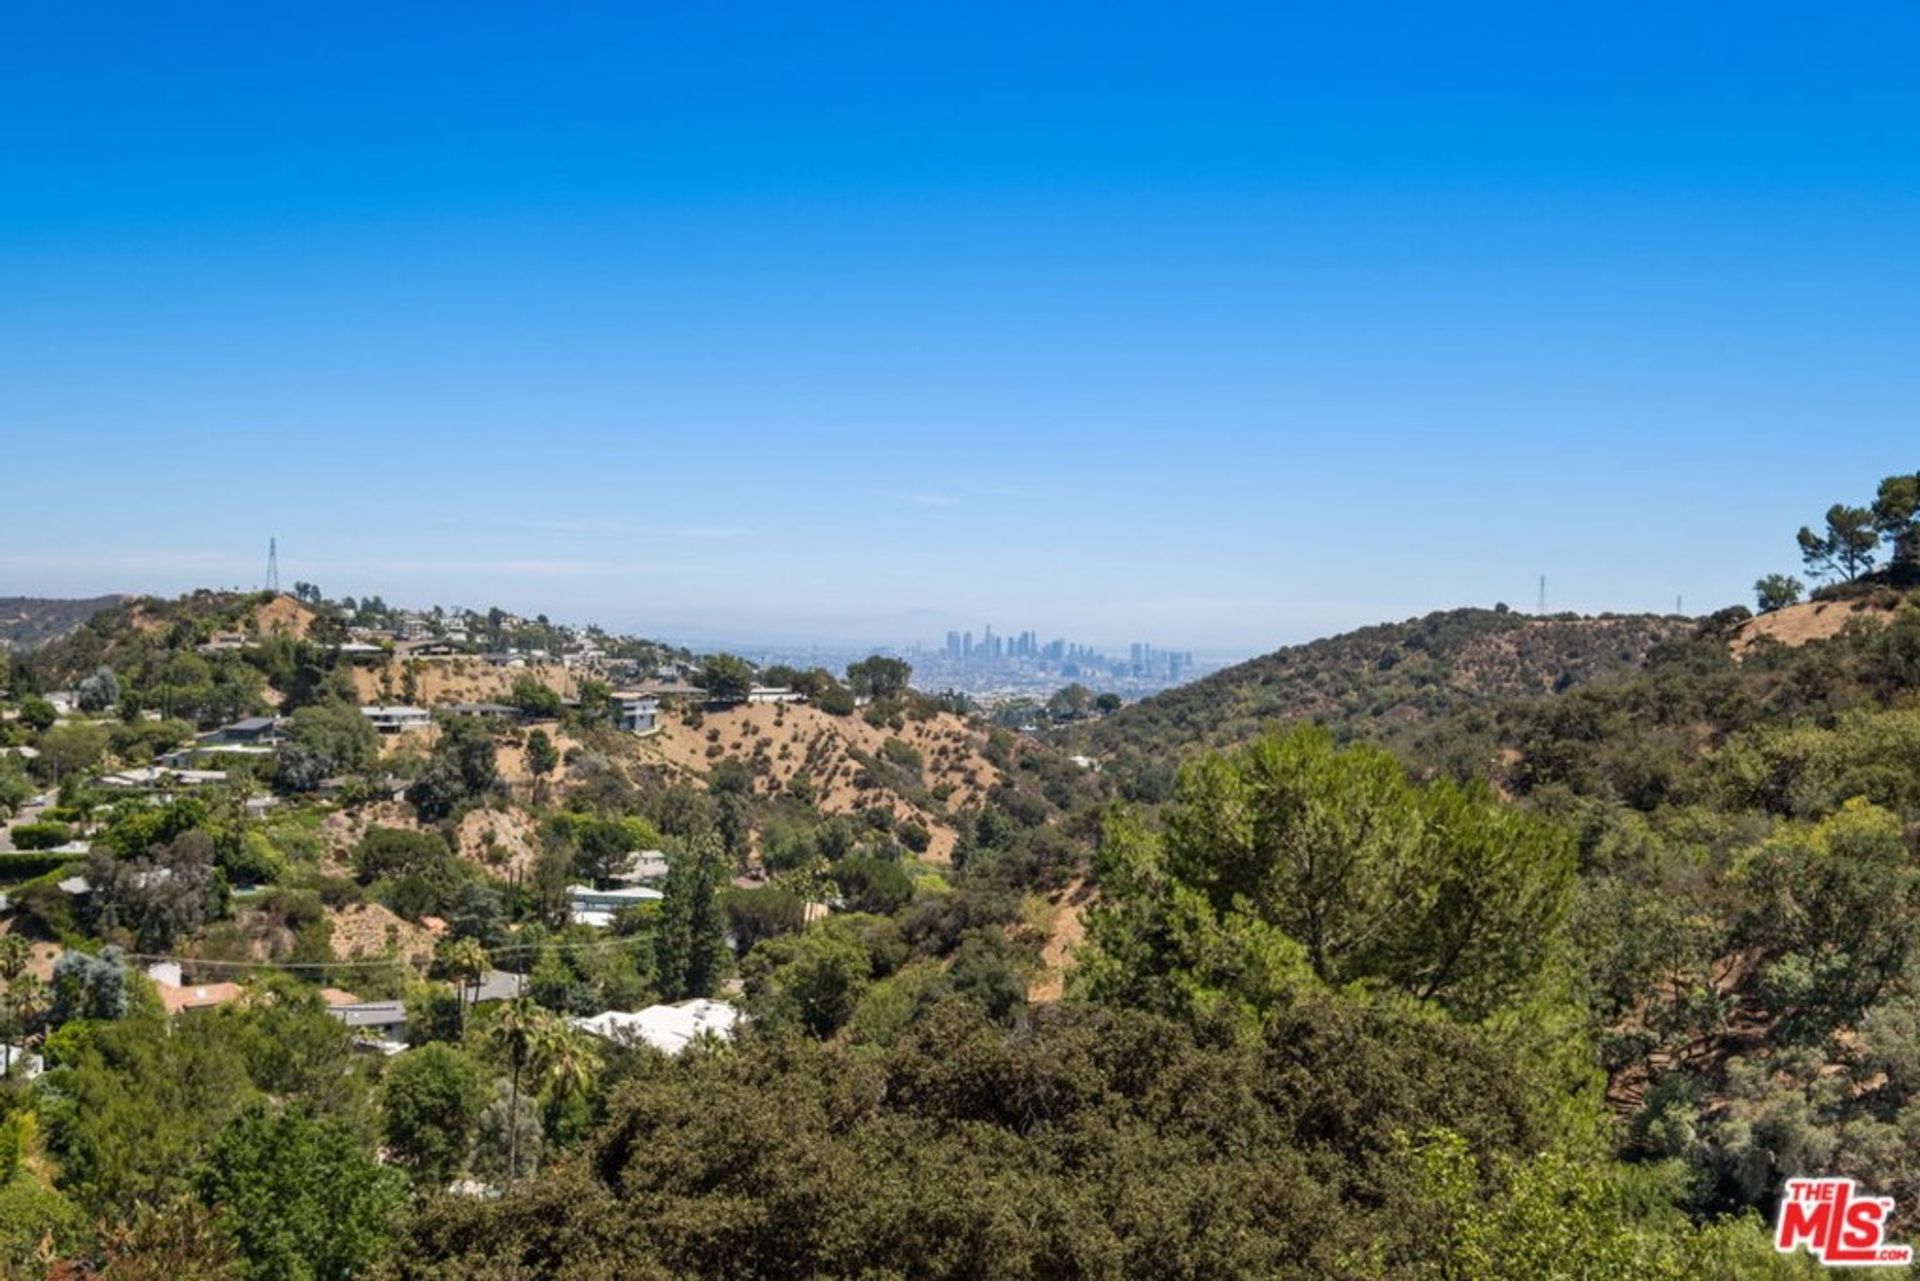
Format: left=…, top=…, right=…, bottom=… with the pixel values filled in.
left=1076, top=606, right=1689, bottom=763
left=0, top=595, right=126, bottom=651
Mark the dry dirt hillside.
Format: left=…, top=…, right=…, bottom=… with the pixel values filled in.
left=349, top=658, right=579, bottom=706
left=1729, top=596, right=1895, bottom=657
left=641, top=703, right=1002, bottom=863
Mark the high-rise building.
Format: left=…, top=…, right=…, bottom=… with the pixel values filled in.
left=946, top=630, right=962, bottom=660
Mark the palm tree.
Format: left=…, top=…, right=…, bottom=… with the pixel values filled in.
left=534, top=1017, right=601, bottom=1131
left=0, top=935, right=32, bottom=1046
left=8, top=976, right=48, bottom=1046
left=441, top=937, right=490, bottom=1036
left=486, top=998, right=548, bottom=1188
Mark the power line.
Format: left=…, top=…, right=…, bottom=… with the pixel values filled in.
left=121, top=931, right=653, bottom=975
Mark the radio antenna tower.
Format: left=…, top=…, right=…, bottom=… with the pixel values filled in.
left=265, top=537, right=280, bottom=594
left=1537, top=574, right=1546, bottom=615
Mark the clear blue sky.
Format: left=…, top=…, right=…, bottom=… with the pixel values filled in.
left=4, top=3, right=1917, bottom=651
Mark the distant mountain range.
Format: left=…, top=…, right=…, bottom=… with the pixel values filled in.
left=0, top=595, right=125, bottom=650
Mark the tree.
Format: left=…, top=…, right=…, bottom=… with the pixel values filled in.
left=50, top=945, right=132, bottom=1024
left=382, top=1042, right=490, bottom=1189
left=354, top=827, right=455, bottom=883
left=0, top=935, right=32, bottom=1043
left=35, top=722, right=109, bottom=783
left=510, top=675, right=564, bottom=720
left=75, top=665, right=120, bottom=713
left=1797, top=503, right=1880, bottom=582
left=1080, top=728, right=1575, bottom=1023
left=274, top=700, right=378, bottom=792
left=656, top=836, right=730, bottom=1000
left=846, top=655, right=912, bottom=701
left=745, top=925, right=870, bottom=1038
left=695, top=653, right=755, bottom=704
left=1753, top=573, right=1804, bottom=613
left=1873, top=471, right=1920, bottom=569
left=1046, top=683, right=1094, bottom=721
left=485, top=999, right=551, bottom=1189
left=407, top=715, right=500, bottom=821
left=198, top=1101, right=406, bottom=1281
left=81, top=830, right=226, bottom=951
left=529, top=1014, right=595, bottom=1129
left=834, top=855, right=914, bottom=915
left=18, top=698, right=56, bottom=733
left=439, top=936, right=491, bottom=1034
left=525, top=728, right=559, bottom=781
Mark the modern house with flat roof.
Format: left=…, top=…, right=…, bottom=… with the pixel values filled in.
left=361, top=705, right=432, bottom=733
left=567, top=883, right=664, bottom=929
left=326, top=999, right=410, bottom=1050
left=610, top=691, right=659, bottom=733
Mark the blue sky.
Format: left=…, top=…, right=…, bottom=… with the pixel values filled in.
left=4, top=4, right=1917, bottom=651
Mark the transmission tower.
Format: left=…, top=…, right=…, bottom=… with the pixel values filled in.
left=265, top=537, right=280, bottom=594
left=1537, top=574, right=1546, bottom=615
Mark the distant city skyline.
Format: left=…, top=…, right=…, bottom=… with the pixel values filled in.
left=7, top=5, right=1920, bottom=649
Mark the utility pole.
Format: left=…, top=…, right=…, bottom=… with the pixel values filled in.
left=1537, top=575, right=1546, bottom=615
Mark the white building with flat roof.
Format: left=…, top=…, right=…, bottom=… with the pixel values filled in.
left=361, top=705, right=432, bottom=733
left=566, top=883, right=664, bottom=929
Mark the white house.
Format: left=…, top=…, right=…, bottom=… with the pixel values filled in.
left=746, top=686, right=806, bottom=705
left=610, top=691, right=660, bottom=733
left=571, top=999, right=741, bottom=1054
left=566, top=883, right=664, bottom=929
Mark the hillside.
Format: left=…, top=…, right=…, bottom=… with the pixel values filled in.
left=1076, top=606, right=1690, bottom=762
left=0, top=595, right=125, bottom=651
left=1728, top=592, right=1900, bottom=657
left=640, top=702, right=1004, bottom=863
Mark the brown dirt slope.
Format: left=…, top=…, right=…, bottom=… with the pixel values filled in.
left=642, top=703, right=1002, bottom=863
left=1730, top=597, right=1895, bottom=658
left=348, top=659, right=578, bottom=706
left=251, top=595, right=316, bottom=638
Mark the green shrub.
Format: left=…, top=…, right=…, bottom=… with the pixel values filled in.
left=8, top=821, right=72, bottom=851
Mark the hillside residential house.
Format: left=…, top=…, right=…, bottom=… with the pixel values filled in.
left=746, top=686, right=806, bottom=705
left=439, top=701, right=521, bottom=721
left=326, top=999, right=410, bottom=1050
left=147, top=962, right=246, bottom=1015
left=361, top=705, right=432, bottom=733
left=566, top=883, right=664, bottom=929
left=610, top=691, right=659, bottom=733
left=571, top=998, right=741, bottom=1054
left=98, top=765, right=229, bottom=790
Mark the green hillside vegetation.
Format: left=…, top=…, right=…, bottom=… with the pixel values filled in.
left=1077, top=606, right=1690, bottom=795
left=0, top=476, right=1915, bottom=1275
left=0, top=597, right=125, bottom=653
